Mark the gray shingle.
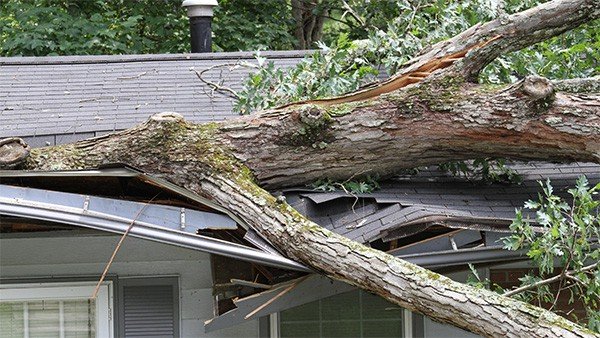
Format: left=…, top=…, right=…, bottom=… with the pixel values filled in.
left=282, top=161, right=599, bottom=244
left=1, top=51, right=313, bottom=139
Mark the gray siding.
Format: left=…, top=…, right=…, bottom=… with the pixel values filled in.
left=0, top=232, right=259, bottom=338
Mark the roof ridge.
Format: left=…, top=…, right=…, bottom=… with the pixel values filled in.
left=0, top=50, right=318, bottom=66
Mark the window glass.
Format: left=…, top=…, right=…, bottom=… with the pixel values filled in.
left=0, top=282, right=111, bottom=338
left=0, top=299, right=96, bottom=337
left=279, top=290, right=404, bottom=338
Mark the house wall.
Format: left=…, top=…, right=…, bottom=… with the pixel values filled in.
left=0, top=231, right=259, bottom=338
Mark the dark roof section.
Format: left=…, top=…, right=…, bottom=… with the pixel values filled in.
left=284, top=162, right=600, bottom=245
left=0, top=51, right=313, bottom=146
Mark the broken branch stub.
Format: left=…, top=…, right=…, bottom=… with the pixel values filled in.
left=0, top=137, right=30, bottom=168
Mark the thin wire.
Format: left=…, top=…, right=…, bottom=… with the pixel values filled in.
left=91, top=193, right=160, bottom=299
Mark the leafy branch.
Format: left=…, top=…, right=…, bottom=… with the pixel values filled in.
left=502, top=176, right=600, bottom=332
left=438, top=158, right=523, bottom=184
left=310, top=175, right=380, bottom=195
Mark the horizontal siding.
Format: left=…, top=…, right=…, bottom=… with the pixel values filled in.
left=0, top=234, right=259, bottom=337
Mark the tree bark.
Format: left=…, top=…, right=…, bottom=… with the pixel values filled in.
left=4, top=0, right=600, bottom=337
left=290, top=0, right=328, bottom=49
left=291, top=0, right=306, bottom=49
left=16, top=109, right=599, bottom=337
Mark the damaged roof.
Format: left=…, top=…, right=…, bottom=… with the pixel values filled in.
left=0, top=167, right=309, bottom=272
left=284, top=161, right=600, bottom=257
left=2, top=50, right=598, bottom=263
left=2, top=50, right=599, bottom=331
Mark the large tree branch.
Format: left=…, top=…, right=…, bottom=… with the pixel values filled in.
left=13, top=113, right=598, bottom=337
left=220, top=75, right=600, bottom=188
left=412, top=0, right=600, bottom=80
left=3, top=1, right=600, bottom=336
left=279, top=0, right=598, bottom=108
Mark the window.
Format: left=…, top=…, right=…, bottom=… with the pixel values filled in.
left=0, top=282, right=113, bottom=338
left=279, top=290, right=404, bottom=338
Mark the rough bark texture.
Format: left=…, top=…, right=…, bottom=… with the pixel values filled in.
left=222, top=74, right=600, bottom=188
left=5, top=0, right=600, bottom=337
left=291, top=0, right=327, bottom=49
left=17, top=112, right=599, bottom=337
left=403, top=0, right=600, bottom=80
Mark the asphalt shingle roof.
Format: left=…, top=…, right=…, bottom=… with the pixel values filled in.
left=286, top=162, right=600, bottom=244
left=0, top=51, right=312, bottom=146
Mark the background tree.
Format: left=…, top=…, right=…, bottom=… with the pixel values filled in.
left=235, top=0, right=599, bottom=114
left=0, top=0, right=188, bottom=55
left=0, top=0, right=298, bottom=55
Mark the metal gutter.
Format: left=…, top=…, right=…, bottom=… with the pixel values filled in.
left=137, top=173, right=287, bottom=257
left=0, top=184, right=237, bottom=232
left=0, top=167, right=286, bottom=257
left=0, top=168, right=251, bottom=229
left=0, top=186, right=310, bottom=272
left=0, top=168, right=139, bottom=177
left=396, top=246, right=528, bottom=269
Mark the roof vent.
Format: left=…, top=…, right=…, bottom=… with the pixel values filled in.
left=182, top=0, right=218, bottom=53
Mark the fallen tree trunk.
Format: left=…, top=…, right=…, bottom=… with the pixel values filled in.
left=3, top=0, right=599, bottom=337
left=222, top=74, right=600, bottom=188
left=13, top=109, right=599, bottom=337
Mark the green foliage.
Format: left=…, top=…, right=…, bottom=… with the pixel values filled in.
left=0, top=0, right=298, bottom=56
left=438, top=159, right=522, bottom=184
left=0, top=0, right=189, bottom=56
left=235, top=0, right=598, bottom=114
left=503, top=176, right=600, bottom=331
left=234, top=34, right=378, bottom=114
left=348, top=0, right=599, bottom=81
left=483, top=19, right=600, bottom=83
left=466, top=264, right=505, bottom=294
left=212, top=0, right=296, bottom=52
left=310, top=175, right=380, bottom=195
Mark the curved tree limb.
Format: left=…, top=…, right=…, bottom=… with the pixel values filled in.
left=280, top=0, right=598, bottom=108
left=6, top=0, right=600, bottom=336
left=401, top=0, right=600, bottom=81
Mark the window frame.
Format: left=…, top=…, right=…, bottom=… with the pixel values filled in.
left=0, top=280, right=114, bottom=338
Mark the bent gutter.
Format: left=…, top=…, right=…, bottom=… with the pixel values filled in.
left=0, top=167, right=285, bottom=257
left=396, top=246, right=528, bottom=269
left=0, top=185, right=309, bottom=272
